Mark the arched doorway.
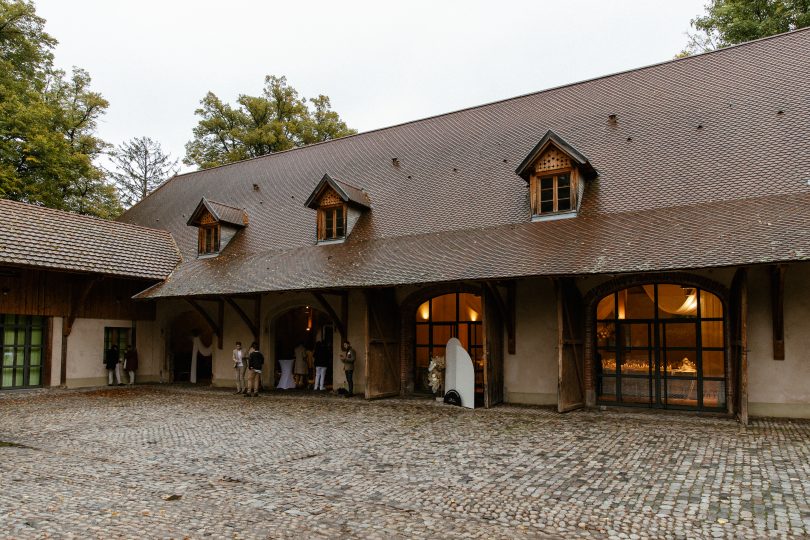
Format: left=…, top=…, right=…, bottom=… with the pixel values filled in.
left=168, top=310, right=214, bottom=383
left=273, top=306, right=333, bottom=389
left=413, top=292, right=484, bottom=403
left=594, top=283, right=726, bottom=411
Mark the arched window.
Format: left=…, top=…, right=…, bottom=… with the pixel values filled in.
left=414, top=293, right=482, bottom=393
left=595, top=284, right=726, bottom=411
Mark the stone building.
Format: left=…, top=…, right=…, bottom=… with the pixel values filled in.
left=2, top=29, right=809, bottom=421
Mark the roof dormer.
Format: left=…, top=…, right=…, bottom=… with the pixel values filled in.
left=515, top=131, right=597, bottom=221
left=305, top=174, right=370, bottom=243
left=186, top=197, right=248, bottom=257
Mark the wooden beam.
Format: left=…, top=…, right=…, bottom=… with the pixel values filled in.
left=186, top=298, right=222, bottom=349
left=739, top=269, right=749, bottom=425
left=224, top=296, right=259, bottom=343
left=483, top=282, right=516, bottom=355
left=771, top=264, right=786, bottom=360
left=217, top=298, right=224, bottom=349
left=312, top=292, right=346, bottom=338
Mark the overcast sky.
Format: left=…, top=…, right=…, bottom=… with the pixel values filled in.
left=36, top=0, right=705, bottom=173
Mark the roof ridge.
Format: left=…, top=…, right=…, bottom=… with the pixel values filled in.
left=131, top=27, right=810, bottom=186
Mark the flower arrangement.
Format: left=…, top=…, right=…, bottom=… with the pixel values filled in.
left=427, top=355, right=446, bottom=395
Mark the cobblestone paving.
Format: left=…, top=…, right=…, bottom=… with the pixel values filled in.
left=1, top=386, right=809, bottom=539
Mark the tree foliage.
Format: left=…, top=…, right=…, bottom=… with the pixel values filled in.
left=184, top=75, right=356, bottom=169
left=0, top=0, right=120, bottom=217
left=680, top=0, right=810, bottom=55
left=108, top=136, right=178, bottom=207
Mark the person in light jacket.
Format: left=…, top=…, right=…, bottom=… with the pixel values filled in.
left=232, top=341, right=246, bottom=394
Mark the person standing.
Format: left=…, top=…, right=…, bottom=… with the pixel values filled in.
left=313, top=340, right=329, bottom=391
left=232, top=341, right=246, bottom=394
left=245, top=341, right=264, bottom=398
left=123, top=345, right=138, bottom=386
left=293, top=343, right=307, bottom=388
left=104, top=344, right=120, bottom=386
left=340, top=341, right=356, bottom=396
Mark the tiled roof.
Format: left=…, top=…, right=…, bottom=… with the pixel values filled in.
left=135, top=192, right=810, bottom=298
left=304, top=174, right=371, bottom=209
left=187, top=198, right=248, bottom=227
left=0, top=199, right=180, bottom=280
left=120, top=29, right=810, bottom=297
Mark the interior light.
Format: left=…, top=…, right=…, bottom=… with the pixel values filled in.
left=419, top=302, right=430, bottom=320
left=469, top=309, right=478, bottom=322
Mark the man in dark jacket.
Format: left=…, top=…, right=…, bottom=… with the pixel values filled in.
left=104, top=345, right=120, bottom=386
left=313, top=340, right=329, bottom=391
left=245, top=342, right=264, bottom=397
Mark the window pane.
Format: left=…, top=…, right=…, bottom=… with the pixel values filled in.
left=703, top=380, right=725, bottom=409
left=620, top=287, right=655, bottom=319
left=702, top=321, right=724, bottom=348
left=620, top=377, right=652, bottom=404
left=415, top=346, right=430, bottom=370
left=557, top=197, right=571, bottom=211
left=665, top=350, right=697, bottom=375
left=325, top=210, right=334, bottom=238
left=557, top=174, right=570, bottom=188
left=2, top=367, right=12, bottom=387
left=596, top=294, right=615, bottom=320
left=14, top=348, right=25, bottom=367
left=29, top=347, right=41, bottom=367
left=415, top=324, right=429, bottom=346
left=666, top=379, right=698, bottom=405
left=540, top=200, right=554, bottom=213
left=540, top=177, right=554, bottom=190
left=658, top=284, right=698, bottom=318
left=458, top=293, right=482, bottom=322
left=596, top=350, right=617, bottom=375
left=663, top=322, right=696, bottom=349
left=598, top=376, right=616, bottom=401
left=336, top=207, right=344, bottom=237
left=29, top=366, right=40, bottom=387
left=430, top=294, right=457, bottom=322
left=621, top=350, right=650, bottom=374
left=31, top=327, right=42, bottom=346
left=432, top=325, right=453, bottom=351
left=700, top=290, right=723, bottom=318
left=703, top=351, right=725, bottom=377
left=2, top=347, right=13, bottom=367
left=622, top=323, right=649, bottom=348
left=596, top=322, right=615, bottom=348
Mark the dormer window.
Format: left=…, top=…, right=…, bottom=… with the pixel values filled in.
left=305, top=174, right=370, bottom=244
left=515, top=130, right=597, bottom=221
left=198, top=222, right=220, bottom=254
left=187, top=197, right=248, bottom=257
left=319, top=205, right=346, bottom=241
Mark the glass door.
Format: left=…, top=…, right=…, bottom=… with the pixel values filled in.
left=1, top=315, right=45, bottom=389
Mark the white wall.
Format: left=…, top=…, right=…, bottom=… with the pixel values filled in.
left=747, top=264, right=810, bottom=418
left=65, top=318, right=134, bottom=387
left=504, top=278, right=559, bottom=405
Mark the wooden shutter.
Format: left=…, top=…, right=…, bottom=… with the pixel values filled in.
left=556, top=278, right=585, bottom=412
left=364, top=288, right=401, bottom=399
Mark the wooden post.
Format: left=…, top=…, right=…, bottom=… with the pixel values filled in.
left=770, top=265, right=785, bottom=360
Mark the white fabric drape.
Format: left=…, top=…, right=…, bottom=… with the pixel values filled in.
left=190, top=336, right=213, bottom=384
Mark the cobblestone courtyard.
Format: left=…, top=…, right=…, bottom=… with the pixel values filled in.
left=1, top=387, right=809, bottom=539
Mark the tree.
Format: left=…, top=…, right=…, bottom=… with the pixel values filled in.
left=0, top=0, right=120, bottom=217
left=109, top=137, right=178, bottom=207
left=680, top=0, right=810, bottom=56
left=184, top=75, right=356, bottom=169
